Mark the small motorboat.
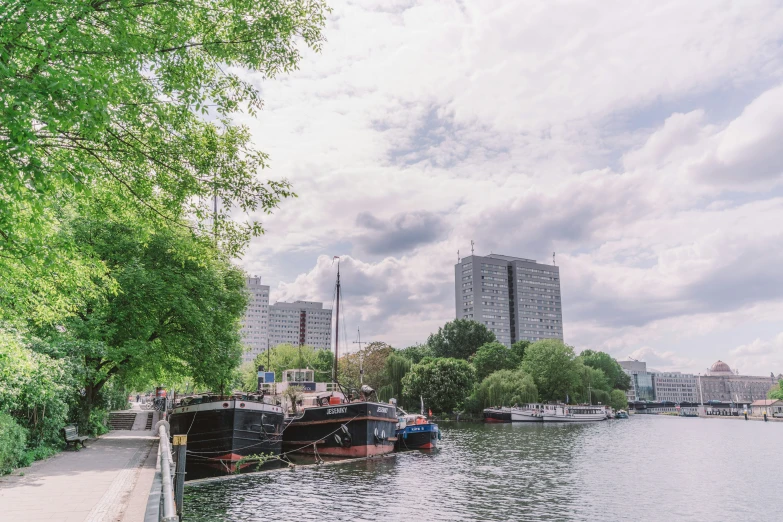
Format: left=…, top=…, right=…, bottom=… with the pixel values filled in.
left=395, top=412, right=439, bottom=450
left=615, top=410, right=629, bottom=419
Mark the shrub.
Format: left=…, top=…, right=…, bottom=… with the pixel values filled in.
left=88, top=408, right=110, bottom=437
left=0, top=412, right=27, bottom=475
left=0, top=330, right=71, bottom=446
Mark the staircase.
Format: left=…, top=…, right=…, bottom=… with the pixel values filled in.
left=108, top=412, right=137, bottom=430
left=144, top=412, right=153, bottom=430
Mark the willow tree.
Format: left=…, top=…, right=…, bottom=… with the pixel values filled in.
left=474, top=369, right=538, bottom=409
left=378, top=353, right=412, bottom=405
left=0, top=0, right=328, bottom=321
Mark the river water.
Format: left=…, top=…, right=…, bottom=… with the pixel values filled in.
left=182, top=416, right=781, bottom=521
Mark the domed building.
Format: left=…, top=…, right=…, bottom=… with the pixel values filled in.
left=707, top=360, right=734, bottom=376
left=700, top=360, right=778, bottom=403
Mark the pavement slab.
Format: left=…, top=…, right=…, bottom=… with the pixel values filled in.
left=0, top=431, right=158, bottom=522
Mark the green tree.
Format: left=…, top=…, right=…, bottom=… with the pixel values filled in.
left=578, top=350, right=631, bottom=391
left=574, top=360, right=611, bottom=403
left=338, top=342, right=395, bottom=393
left=768, top=379, right=783, bottom=400
left=402, top=358, right=476, bottom=413
left=471, top=342, right=518, bottom=381
left=610, top=389, right=628, bottom=411
left=427, top=319, right=496, bottom=360
left=398, top=344, right=433, bottom=364
left=0, top=0, right=329, bottom=263
left=510, top=340, right=530, bottom=366
left=378, top=353, right=412, bottom=405
left=521, top=340, right=581, bottom=402
left=474, top=369, right=538, bottom=409
left=36, top=216, right=248, bottom=425
left=254, top=344, right=334, bottom=385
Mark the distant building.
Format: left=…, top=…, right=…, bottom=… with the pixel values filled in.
left=652, top=372, right=697, bottom=403
left=698, top=360, right=780, bottom=403
left=455, top=254, right=562, bottom=347
left=749, top=399, right=783, bottom=418
left=268, top=301, right=332, bottom=350
left=240, top=277, right=270, bottom=364
left=619, top=360, right=656, bottom=401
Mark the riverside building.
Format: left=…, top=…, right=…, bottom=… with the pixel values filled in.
left=268, top=301, right=332, bottom=351
left=454, top=253, right=563, bottom=347
left=619, top=360, right=656, bottom=402
left=240, top=277, right=270, bottom=363
left=653, top=372, right=697, bottom=403
left=698, top=360, right=781, bottom=403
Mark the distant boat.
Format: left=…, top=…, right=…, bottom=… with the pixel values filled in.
left=510, top=403, right=544, bottom=423
left=615, top=410, right=629, bottom=419
left=542, top=404, right=607, bottom=422
left=395, top=412, right=439, bottom=450
left=483, top=407, right=512, bottom=423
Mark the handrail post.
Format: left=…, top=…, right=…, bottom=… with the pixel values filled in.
left=172, top=435, right=187, bottom=519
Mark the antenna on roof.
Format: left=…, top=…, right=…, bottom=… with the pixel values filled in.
left=457, top=249, right=460, bottom=263
left=470, top=240, right=474, bottom=256
left=553, top=252, right=556, bottom=266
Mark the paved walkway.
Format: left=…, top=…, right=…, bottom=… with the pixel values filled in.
left=0, top=431, right=158, bottom=522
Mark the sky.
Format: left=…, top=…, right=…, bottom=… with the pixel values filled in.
left=230, top=0, right=783, bottom=376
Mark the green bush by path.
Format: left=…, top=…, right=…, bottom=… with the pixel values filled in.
left=0, top=413, right=27, bottom=475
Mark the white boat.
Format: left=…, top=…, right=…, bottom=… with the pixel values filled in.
left=510, top=403, right=544, bottom=422
left=542, top=404, right=607, bottom=422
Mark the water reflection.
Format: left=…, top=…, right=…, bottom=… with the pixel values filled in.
left=183, top=417, right=781, bottom=521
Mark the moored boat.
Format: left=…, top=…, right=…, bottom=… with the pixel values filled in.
left=168, top=393, right=284, bottom=474
left=483, top=407, right=512, bottom=423
left=395, top=412, right=440, bottom=450
left=510, top=403, right=544, bottom=422
left=542, top=404, right=607, bottom=422
left=272, top=369, right=398, bottom=458
left=273, top=260, right=397, bottom=459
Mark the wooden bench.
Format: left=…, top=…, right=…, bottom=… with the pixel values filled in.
left=63, top=424, right=88, bottom=449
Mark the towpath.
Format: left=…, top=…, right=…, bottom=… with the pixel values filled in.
left=0, top=409, right=159, bottom=522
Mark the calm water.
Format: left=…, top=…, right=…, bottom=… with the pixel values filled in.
left=183, top=416, right=781, bottom=521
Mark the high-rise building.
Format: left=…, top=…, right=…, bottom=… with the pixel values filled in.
left=454, top=254, right=563, bottom=347
left=268, top=301, right=332, bottom=350
left=240, top=277, right=270, bottom=363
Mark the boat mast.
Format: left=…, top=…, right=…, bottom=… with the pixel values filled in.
left=333, top=259, right=340, bottom=382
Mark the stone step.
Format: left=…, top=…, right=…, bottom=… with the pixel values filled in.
left=144, top=412, right=153, bottom=430
left=108, top=412, right=137, bottom=430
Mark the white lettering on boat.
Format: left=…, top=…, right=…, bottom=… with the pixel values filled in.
left=326, top=407, right=347, bottom=415
left=376, top=406, right=388, bottom=414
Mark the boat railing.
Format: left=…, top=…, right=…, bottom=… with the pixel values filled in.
left=261, top=381, right=340, bottom=394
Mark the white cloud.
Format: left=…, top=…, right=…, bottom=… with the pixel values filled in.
left=229, top=1, right=783, bottom=374
left=730, top=333, right=783, bottom=376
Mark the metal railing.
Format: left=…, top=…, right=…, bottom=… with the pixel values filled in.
left=158, top=424, right=178, bottom=522
left=145, top=421, right=178, bottom=522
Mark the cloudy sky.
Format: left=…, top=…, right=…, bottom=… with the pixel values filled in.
left=232, top=0, right=783, bottom=376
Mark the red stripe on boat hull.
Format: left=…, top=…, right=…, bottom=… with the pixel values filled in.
left=291, top=443, right=394, bottom=458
